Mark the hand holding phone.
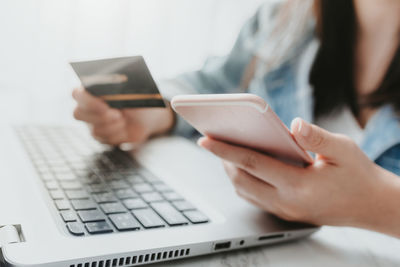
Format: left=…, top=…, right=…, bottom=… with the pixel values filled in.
left=171, top=94, right=313, bottom=166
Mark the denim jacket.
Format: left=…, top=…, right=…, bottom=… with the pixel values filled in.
left=167, top=2, right=400, bottom=175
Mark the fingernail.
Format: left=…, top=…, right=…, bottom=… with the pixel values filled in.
left=197, top=137, right=205, bottom=145
left=72, top=88, right=78, bottom=99
left=291, top=118, right=301, bottom=133
left=197, top=137, right=209, bottom=149
left=299, top=120, right=310, bottom=137
left=292, top=118, right=310, bottom=138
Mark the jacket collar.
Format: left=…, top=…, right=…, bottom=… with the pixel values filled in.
left=361, top=105, right=400, bottom=161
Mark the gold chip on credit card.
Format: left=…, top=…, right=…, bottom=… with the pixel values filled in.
left=70, top=56, right=166, bottom=108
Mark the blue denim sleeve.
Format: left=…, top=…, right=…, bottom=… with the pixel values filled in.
left=169, top=4, right=276, bottom=137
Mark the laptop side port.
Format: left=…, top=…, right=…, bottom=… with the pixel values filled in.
left=258, top=233, right=285, bottom=241
left=0, top=225, right=24, bottom=247
left=214, top=241, right=231, bottom=251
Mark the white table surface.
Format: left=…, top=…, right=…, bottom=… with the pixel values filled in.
left=2, top=1, right=400, bottom=266
left=149, top=226, right=400, bottom=267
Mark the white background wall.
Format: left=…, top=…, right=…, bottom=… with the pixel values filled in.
left=0, top=0, right=266, bottom=123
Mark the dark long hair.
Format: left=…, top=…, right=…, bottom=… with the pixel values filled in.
left=310, top=0, right=400, bottom=118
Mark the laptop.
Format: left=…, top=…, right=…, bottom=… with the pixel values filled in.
left=0, top=124, right=318, bottom=266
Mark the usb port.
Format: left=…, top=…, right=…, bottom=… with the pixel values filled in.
left=214, top=241, right=231, bottom=250
left=258, top=233, right=285, bottom=241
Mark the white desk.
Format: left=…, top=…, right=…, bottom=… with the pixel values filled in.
left=149, top=226, right=400, bottom=267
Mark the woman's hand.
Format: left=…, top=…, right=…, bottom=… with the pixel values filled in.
left=198, top=118, right=400, bottom=236
left=72, top=88, right=175, bottom=145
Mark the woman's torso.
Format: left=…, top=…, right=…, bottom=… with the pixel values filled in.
left=247, top=19, right=400, bottom=176
left=178, top=1, right=400, bottom=175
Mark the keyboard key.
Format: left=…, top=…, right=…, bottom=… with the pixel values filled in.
left=78, top=210, right=105, bottom=222
left=41, top=172, right=55, bottom=181
left=49, top=190, right=64, bottom=200
left=60, top=210, right=78, bottom=222
left=162, top=192, right=183, bottom=201
left=56, top=173, right=77, bottom=181
left=67, top=222, right=85, bottom=236
left=100, top=202, right=126, bottom=214
left=65, top=190, right=89, bottom=199
left=60, top=181, right=82, bottom=190
left=114, top=188, right=137, bottom=199
left=118, top=169, right=139, bottom=176
left=92, top=192, right=117, bottom=203
left=153, top=183, right=172, bottom=192
left=109, top=213, right=141, bottom=231
left=172, top=200, right=196, bottom=211
left=45, top=181, right=59, bottom=190
left=102, top=160, right=116, bottom=170
left=47, top=158, right=67, bottom=165
left=80, top=174, right=102, bottom=184
left=132, top=183, right=153, bottom=193
left=183, top=210, right=209, bottom=224
left=70, top=162, right=89, bottom=171
left=123, top=198, right=148, bottom=210
left=74, top=168, right=92, bottom=176
left=88, top=184, right=109, bottom=193
left=55, top=200, right=70, bottom=210
left=85, top=221, right=113, bottom=234
left=108, top=180, right=129, bottom=190
left=141, top=192, right=163, bottom=203
left=52, top=166, right=73, bottom=174
left=132, top=209, right=165, bottom=228
left=150, top=202, right=188, bottom=226
left=36, top=164, right=51, bottom=173
left=139, top=170, right=161, bottom=184
left=103, top=172, right=122, bottom=181
left=126, top=175, right=145, bottom=184
left=71, top=199, right=97, bottom=210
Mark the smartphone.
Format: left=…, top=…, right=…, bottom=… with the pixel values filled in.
left=171, top=93, right=313, bottom=166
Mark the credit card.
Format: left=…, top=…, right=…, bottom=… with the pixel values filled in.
left=70, top=56, right=166, bottom=108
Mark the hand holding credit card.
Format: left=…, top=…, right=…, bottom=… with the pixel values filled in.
left=70, top=56, right=166, bottom=108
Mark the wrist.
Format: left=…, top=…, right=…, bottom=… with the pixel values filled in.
left=355, top=166, right=400, bottom=237
left=151, top=102, right=176, bottom=136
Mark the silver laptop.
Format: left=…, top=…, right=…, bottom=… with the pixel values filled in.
left=0, top=125, right=318, bottom=267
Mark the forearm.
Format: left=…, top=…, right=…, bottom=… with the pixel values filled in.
left=157, top=79, right=199, bottom=137
left=356, top=166, right=400, bottom=237
left=151, top=103, right=176, bottom=136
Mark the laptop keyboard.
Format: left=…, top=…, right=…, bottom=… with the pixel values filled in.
left=15, top=126, right=209, bottom=236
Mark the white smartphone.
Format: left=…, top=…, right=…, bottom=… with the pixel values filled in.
left=171, top=94, right=313, bottom=166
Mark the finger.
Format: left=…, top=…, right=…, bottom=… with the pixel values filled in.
left=198, top=136, right=301, bottom=187
left=223, top=160, right=274, bottom=188
left=91, top=120, right=126, bottom=139
left=92, top=135, right=107, bottom=144
left=73, top=107, right=122, bottom=125
left=89, top=125, right=107, bottom=144
left=100, top=130, right=128, bottom=146
left=72, top=87, right=109, bottom=114
left=222, top=161, right=278, bottom=213
left=291, top=118, right=352, bottom=162
left=90, top=130, right=127, bottom=146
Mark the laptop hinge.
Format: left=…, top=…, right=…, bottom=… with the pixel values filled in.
left=0, top=225, right=22, bottom=248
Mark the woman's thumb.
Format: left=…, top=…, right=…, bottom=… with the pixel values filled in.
left=291, top=117, right=342, bottom=160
